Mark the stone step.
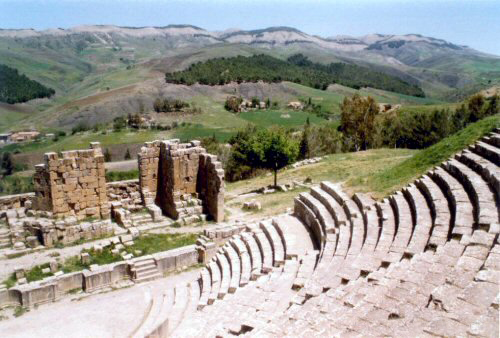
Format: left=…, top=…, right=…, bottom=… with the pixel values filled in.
left=197, top=269, right=211, bottom=310
left=260, top=220, right=286, bottom=266
left=216, top=252, right=230, bottom=299
left=373, top=199, right=396, bottom=256
left=142, top=288, right=175, bottom=338
left=222, top=243, right=241, bottom=292
left=471, top=141, right=500, bottom=166
left=457, top=150, right=499, bottom=200
left=386, top=192, right=413, bottom=263
left=299, top=192, right=336, bottom=235
left=135, top=270, right=162, bottom=283
left=133, top=258, right=156, bottom=268
left=310, top=186, right=348, bottom=227
left=294, top=197, right=324, bottom=251
left=134, top=264, right=158, bottom=275
left=415, top=175, right=451, bottom=247
left=249, top=225, right=274, bottom=273
left=443, top=158, right=498, bottom=225
left=229, top=237, right=250, bottom=286
left=402, top=183, right=433, bottom=255
left=430, top=167, right=474, bottom=236
left=207, top=260, right=221, bottom=305
left=240, top=232, right=263, bottom=280
left=162, top=283, right=190, bottom=336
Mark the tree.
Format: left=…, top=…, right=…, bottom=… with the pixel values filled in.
left=299, top=124, right=311, bottom=160
left=104, top=148, right=112, bottom=162
left=124, top=148, right=131, bottom=160
left=153, top=98, right=163, bottom=113
left=340, top=94, right=379, bottom=151
left=1, top=152, right=14, bottom=176
left=224, top=96, right=243, bottom=113
left=113, top=117, right=126, bottom=132
left=468, top=94, right=485, bottom=122
left=251, top=97, right=260, bottom=108
left=252, top=129, right=298, bottom=187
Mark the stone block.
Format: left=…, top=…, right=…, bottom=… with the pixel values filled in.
left=15, top=268, right=25, bottom=279
left=81, top=252, right=91, bottom=264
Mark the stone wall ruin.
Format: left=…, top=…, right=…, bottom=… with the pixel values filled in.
left=139, top=139, right=224, bottom=223
left=33, top=142, right=109, bottom=220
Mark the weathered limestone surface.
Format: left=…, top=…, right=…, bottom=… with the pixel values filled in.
left=33, top=142, right=109, bottom=220
left=138, top=139, right=224, bottom=222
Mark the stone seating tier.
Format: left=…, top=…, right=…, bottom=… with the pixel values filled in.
left=141, top=131, right=499, bottom=338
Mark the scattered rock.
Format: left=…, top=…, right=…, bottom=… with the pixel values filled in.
left=243, top=200, right=262, bottom=211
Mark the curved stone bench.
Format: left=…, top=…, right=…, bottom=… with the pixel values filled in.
left=249, top=225, right=274, bottom=273
left=197, top=268, right=211, bottom=310
left=215, top=252, right=230, bottom=299
left=259, top=220, right=285, bottom=267
left=207, top=260, right=221, bottom=305
left=240, top=232, right=263, bottom=279
left=472, top=141, right=500, bottom=165
left=443, top=158, right=498, bottom=225
left=457, top=150, right=499, bottom=202
left=402, top=183, right=433, bottom=254
left=430, top=167, right=474, bottom=236
left=416, top=175, right=451, bottom=247
left=222, top=244, right=241, bottom=292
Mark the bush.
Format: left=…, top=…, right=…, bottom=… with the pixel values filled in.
left=105, top=169, right=139, bottom=182
left=113, top=116, right=127, bottom=131
left=224, top=96, right=243, bottom=113
left=153, top=98, right=189, bottom=113
left=0, top=176, right=33, bottom=195
left=71, top=122, right=90, bottom=135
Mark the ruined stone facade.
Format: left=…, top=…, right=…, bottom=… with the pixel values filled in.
left=33, top=142, right=109, bottom=220
left=139, top=139, right=224, bottom=223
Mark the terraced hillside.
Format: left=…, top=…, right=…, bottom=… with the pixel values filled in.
left=137, top=130, right=499, bottom=337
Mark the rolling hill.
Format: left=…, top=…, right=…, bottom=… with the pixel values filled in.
left=0, top=24, right=497, bottom=134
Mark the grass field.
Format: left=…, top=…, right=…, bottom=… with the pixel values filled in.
left=226, top=148, right=416, bottom=218
left=238, top=109, right=325, bottom=128
left=360, top=114, right=499, bottom=196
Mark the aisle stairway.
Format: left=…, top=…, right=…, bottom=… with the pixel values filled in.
left=132, top=257, right=162, bottom=283
left=138, top=130, right=499, bottom=338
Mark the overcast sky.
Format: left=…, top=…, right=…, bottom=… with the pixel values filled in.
left=0, top=0, right=499, bottom=55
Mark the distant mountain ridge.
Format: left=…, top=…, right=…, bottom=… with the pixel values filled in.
left=0, top=23, right=498, bottom=111
left=0, top=24, right=489, bottom=55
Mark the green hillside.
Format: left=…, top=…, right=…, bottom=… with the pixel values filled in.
left=165, top=54, right=425, bottom=97
left=0, top=64, right=55, bottom=103
left=362, top=114, right=499, bottom=195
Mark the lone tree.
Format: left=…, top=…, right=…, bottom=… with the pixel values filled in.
left=254, top=128, right=298, bottom=187
left=340, top=94, right=379, bottom=151
left=299, top=123, right=311, bottom=160
left=104, top=148, right=112, bottom=162
left=1, top=152, right=14, bottom=176
left=124, top=148, right=131, bottom=160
